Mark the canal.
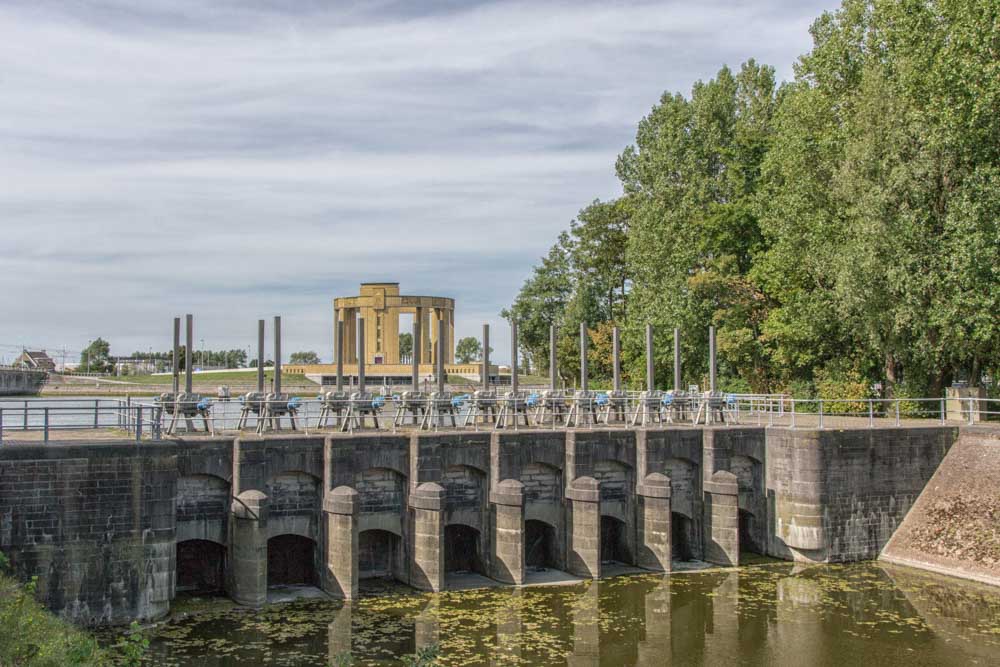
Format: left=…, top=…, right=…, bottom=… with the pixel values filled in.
left=105, top=561, right=1000, bottom=666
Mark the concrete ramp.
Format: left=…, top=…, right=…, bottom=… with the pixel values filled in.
left=880, top=427, right=1000, bottom=586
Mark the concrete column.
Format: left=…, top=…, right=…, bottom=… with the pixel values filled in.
left=566, top=476, right=600, bottom=579
left=709, top=325, right=717, bottom=392
left=637, top=473, right=672, bottom=572
left=323, top=486, right=358, bottom=599
left=343, top=308, right=358, bottom=365
left=447, top=308, right=456, bottom=364
left=185, top=313, right=193, bottom=392
left=429, top=309, right=439, bottom=365
left=549, top=325, right=558, bottom=390
left=646, top=323, right=654, bottom=392
left=410, top=481, right=445, bottom=591
left=579, top=322, right=588, bottom=391
left=411, top=320, right=420, bottom=388
left=273, top=315, right=282, bottom=394
left=229, top=490, right=269, bottom=607
left=673, top=328, right=681, bottom=392
left=491, top=479, right=525, bottom=585
left=612, top=326, right=621, bottom=392
left=704, top=470, right=739, bottom=566
left=172, top=317, right=180, bottom=394
left=482, top=323, right=490, bottom=390
left=357, top=317, right=366, bottom=392
left=510, top=321, right=519, bottom=394
left=335, top=320, right=344, bottom=391
left=436, top=318, right=446, bottom=394
left=257, top=319, right=266, bottom=392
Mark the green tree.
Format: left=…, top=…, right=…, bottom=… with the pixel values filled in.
left=399, top=332, right=413, bottom=361
left=79, top=338, right=112, bottom=373
left=289, top=351, right=321, bottom=365
left=455, top=337, right=483, bottom=364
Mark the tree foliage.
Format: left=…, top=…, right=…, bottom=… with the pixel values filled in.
left=504, top=0, right=1000, bottom=397
left=455, top=337, right=483, bottom=364
left=289, top=351, right=321, bottom=365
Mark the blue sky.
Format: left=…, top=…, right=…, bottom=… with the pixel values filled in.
left=1, top=0, right=837, bottom=364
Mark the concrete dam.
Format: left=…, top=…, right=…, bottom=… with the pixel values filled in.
left=0, top=424, right=983, bottom=626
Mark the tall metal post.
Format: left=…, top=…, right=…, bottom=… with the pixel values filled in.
left=172, top=317, right=180, bottom=394
left=549, top=325, right=558, bottom=391
left=482, top=324, right=490, bottom=391
left=580, top=322, right=588, bottom=392
left=184, top=314, right=193, bottom=393
left=335, top=320, right=344, bottom=392
left=673, top=328, right=681, bottom=392
left=511, top=321, right=519, bottom=394
left=273, top=316, right=282, bottom=394
left=257, top=319, right=265, bottom=392
left=436, top=318, right=445, bottom=394
left=411, top=320, right=420, bottom=389
left=357, top=317, right=366, bottom=393
left=612, top=326, right=621, bottom=392
left=645, top=324, right=655, bottom=392
left=708, top=325, right=717, bottom=393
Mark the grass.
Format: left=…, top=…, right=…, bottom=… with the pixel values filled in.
left=0, top=573, right=110, bottom=666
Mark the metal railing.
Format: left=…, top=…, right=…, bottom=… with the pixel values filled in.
left=2, top=393, right=995, bottom=443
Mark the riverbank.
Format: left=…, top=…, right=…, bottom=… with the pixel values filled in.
left=0, top=570, right=110, bottom=666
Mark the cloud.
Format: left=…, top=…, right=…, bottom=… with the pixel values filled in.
left=0, top=0, right=836, bottom=363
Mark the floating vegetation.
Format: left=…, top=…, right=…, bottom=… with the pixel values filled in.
left=99, top=563, right=1000, bottom=666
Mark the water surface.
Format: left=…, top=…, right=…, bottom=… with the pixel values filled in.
left=118, top=562, right=1000, bottom=666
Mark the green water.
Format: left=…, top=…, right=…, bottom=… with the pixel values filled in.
left=118, top=562, right=1000, bottom=666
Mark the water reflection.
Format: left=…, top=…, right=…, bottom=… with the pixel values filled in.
left=138, top=562, right=1000, bottom=666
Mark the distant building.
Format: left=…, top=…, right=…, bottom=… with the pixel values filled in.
left=15, top=349, right=56, bottom=372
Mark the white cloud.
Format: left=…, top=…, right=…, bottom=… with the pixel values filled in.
left=0, top=0, right=836, bottom=363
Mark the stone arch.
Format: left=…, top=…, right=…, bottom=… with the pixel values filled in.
left=176, top=473, right=230, bottom=544
left=525, top=519, right=559, bottom=569
left=663, top=457, right=698, bottom=519
left=443, top=464, right=486, bottom=518
left=355, top=467, right=406, bottom=515
left=267, top=533, right=318, bottom=586
left=671, top=513, right=696, bottom=561
left=444, top=523, right=486, bottom=575
left=358, top=529, right=403, bottom=580
left=265, top=471, right=322, bottom=539
left=600, top=515, right=631, bottom=564
left=175, top=539, right=226, bottom=594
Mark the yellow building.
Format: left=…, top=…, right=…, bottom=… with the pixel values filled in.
left=286, top=282, right=483, bottom=387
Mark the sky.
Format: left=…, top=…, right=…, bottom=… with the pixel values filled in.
left=0, top=0, right=838, bottom=366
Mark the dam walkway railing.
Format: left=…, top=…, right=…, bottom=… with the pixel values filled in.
left=1, top=393, right=997, bottom=444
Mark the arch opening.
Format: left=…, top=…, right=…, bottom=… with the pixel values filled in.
left=525, top=519, right=558, bottom=569
left=359, top=529, right=402, bottom=580
left=739, top=509, right=762, bottom=555
left=176, top=539, right=226, bottom=594
left=600, top=515, right=631, bottom=564
left=672, top=512, right=695, bottom=562
left=444, top=524, right=485, bottom=575
left=267, top=534, right=317, bottom=586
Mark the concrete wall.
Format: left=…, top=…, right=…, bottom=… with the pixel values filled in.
left=0, top=424, right=973, bottom=626
left=0, top=368, right=47, bottom=396
left=0, top=442, right=176, bottom=625
left=881, top=428, right=1000, bottom=586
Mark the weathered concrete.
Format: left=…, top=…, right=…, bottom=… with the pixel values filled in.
left=881, top=428, right=1000, bottom=586
left=0, top=368, right=47, bottom=396
left=0, top=424, right=982, bottom=626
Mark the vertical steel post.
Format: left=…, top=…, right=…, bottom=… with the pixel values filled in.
left=645, top=324, right=655, bottom=392
left=357, top=317, right=366, bottom=393
left=257, top=319, right=265, bottom=392
left=436, top=318, right=445, bottom=394
left=94, top=399, right=99, bottom=428
left=273, top=316, right=282, bottom=395
left=580, top=322, right=588, bottom=392
left=673, top=328, right=681, bottom=392
left=411, top=320, right=420, bottom=390
left=185, top=314, right=193, bottom=393
left=511, top=321, right=519, bottom=395
left=172, top=317, right=180, bottom=394
left=708, top=325, right=717, bottom=393
left=612, top=326, right=621, bottom=392
left=549, top=325, right=558, bottom=391
left=44, top=407, right=49, bottom=444
left=336, top=320, right=344, bottom=392
left=482, top=324, right=490, bottom=391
